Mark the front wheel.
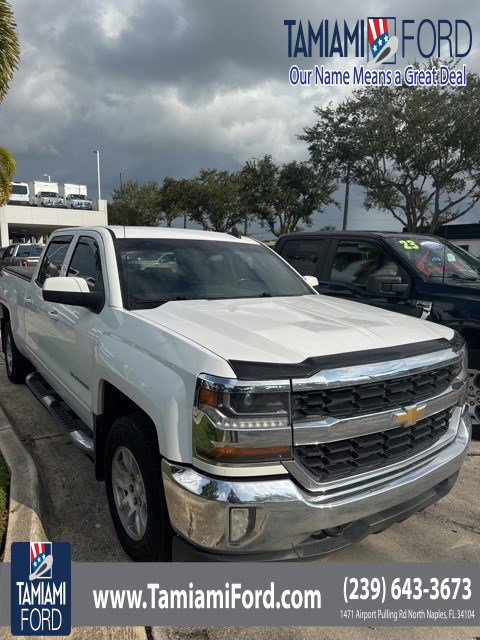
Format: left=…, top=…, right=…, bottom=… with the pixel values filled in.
left=104, top=413, right=173, bottom=561
left=467, top=367, right=480, bottom=439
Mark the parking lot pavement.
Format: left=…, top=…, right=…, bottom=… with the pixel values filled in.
left=0, top=366, right=128, bottom=562
left=0, top=363, right=479, bottom=639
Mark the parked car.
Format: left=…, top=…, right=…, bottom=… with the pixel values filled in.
left=8, top=182, right=29, bottom=205
left=0, top=226, right=471, bottom=561
left=0, top=243, right=44, bottom=268
left=64, top=194, right=93, bottom=210
left=274, top=230, right=480, bottom=432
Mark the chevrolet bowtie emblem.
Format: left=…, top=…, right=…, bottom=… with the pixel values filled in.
left=395, top=406, right=426, bottom=427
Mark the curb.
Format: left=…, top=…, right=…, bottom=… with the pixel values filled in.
left=0, top=406, right=47, bottom=560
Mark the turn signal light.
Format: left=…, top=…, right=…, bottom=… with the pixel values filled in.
left=195, top=444, right=292, bottom=464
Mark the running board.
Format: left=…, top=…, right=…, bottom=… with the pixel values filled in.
left=25, top=372, right=94, bottom=454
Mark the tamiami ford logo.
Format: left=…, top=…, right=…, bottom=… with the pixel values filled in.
left=284, top=17, right=472, bottom=87
left=11, top=542, right=71, bottom=636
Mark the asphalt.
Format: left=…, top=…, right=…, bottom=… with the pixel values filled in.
left=0, top=363, right=478, bottom=639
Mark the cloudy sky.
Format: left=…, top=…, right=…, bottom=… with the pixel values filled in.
left=2, top=0, right=479, bottom=236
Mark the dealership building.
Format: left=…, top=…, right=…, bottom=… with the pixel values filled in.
left=0, top=200, right=108, bottom=246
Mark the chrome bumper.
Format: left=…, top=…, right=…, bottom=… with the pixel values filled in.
left=162, top=407, right=471, bottom=559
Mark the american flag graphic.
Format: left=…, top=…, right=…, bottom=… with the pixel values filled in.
left=29, top=542, right=52, bottom=580
left=368, top=18, right=391, bottom=59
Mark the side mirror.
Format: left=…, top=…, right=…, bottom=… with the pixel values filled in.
left=42, top=277, right=103, bottom=311
left=303, top=275, right=319, bottom=288
left=366, top=275, right=409, bottom=297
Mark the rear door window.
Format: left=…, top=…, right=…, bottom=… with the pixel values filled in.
left=279, top=239, right=325, bottom=276
left=36, top=237, right=72, bottom=286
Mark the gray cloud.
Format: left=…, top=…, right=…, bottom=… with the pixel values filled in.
left=2, top=0, right=479, bottom=235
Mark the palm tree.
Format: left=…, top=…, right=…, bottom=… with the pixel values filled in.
left=0, top=0, right=20, bottom=204
left=0, top=0, right=19, bottom=102
left=0, top=147, right=16, bottom=205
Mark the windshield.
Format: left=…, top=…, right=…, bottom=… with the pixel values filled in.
left=17, top=245, right=43, bottom=257
left=386, top=236, right=480, bottom=283
left=71, top=194, right=87, bottom=200
left=11, top=185, right=27, bottom=195
left=116, top=238, right=313, bottom=309
left=39, top=191, right=59, bottom=198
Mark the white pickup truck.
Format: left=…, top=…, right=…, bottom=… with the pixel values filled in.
left=0, top=226, right=471, bottom=561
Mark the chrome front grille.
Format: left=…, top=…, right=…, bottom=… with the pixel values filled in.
left=294, top=408, right=452, bottom=483
left=292, top=364, right=458, bottom=422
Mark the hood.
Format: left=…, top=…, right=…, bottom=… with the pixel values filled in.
left=133, top=294, right=454, bottom=366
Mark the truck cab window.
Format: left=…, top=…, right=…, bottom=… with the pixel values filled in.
left=67, top=236, right=103, bottom=292
left=37, top=238, right=72, bottom=286
left=330, top=241, right=400, bottom=287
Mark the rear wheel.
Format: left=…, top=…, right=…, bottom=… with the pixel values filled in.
left=105, top=413, right=173, bottom=561
left=3, top=321, right=31, bottom=384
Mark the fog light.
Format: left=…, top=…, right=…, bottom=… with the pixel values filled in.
left=229, top=507, right=255, bottom=544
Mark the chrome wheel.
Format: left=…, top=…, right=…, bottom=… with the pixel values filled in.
left=467, top=369, right=480, bottom=425
left=111, top=446, right=147, bottom=541
left=5, top=331, right=13, bottom=374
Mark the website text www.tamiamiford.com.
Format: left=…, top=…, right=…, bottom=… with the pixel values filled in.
left=93, top=582, right=321, bottom=611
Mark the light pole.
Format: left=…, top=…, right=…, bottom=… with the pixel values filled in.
left=43, top=173, right=51, bottom=182
left=93, top=150, right=101, bottom=201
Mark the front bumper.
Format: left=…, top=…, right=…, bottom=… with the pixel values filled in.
left=162, top=407, right=471, bottom=561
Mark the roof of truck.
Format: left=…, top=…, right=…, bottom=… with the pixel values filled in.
left=53, top=226, right=259, bottom=244
left=276, top=230, right=438, bottom=241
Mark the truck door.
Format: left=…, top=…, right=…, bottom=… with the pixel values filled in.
left=24, top=235, right=73, bottom=380
left=49, top=234, right=105, bottom=424
left=318, top=238, right=418, bottom=316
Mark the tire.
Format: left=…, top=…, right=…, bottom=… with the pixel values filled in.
left=104, top=413, right=173, bottom=561
left=467, top=350, right=480, bottom=440
left=3, top=321, right=31, bottom=384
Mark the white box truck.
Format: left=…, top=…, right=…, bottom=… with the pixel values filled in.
left=59, top=183, right=88, bottom=198
left=60, top=183, right=92, bottom=210
left=29, top=181, right=63, bottom=208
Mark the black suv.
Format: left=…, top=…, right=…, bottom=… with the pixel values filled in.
left=274, top=230, right=480, bottom=430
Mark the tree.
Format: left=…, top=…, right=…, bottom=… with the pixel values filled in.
left=0, top=146, right=16, bottom=205
left=108, top=180, right=162, bottom=226
left=302, top=61, right=480, bottom=233
left=159, top=177, right=193, bottom=228
left=0, top=0, right=20, bottom=205
left=301, top=104, right=356, bottom=230
left=239, top=155, right=335, bottom=237
left=188, top=169, right=245, bottom=233
left=0, top=0, right=19, bottom=103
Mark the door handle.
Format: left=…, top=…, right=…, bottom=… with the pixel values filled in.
left=24, top=297, right=33, bottom=305
left=47, top=309, right=59, bottom=321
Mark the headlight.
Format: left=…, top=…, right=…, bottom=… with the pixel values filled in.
left=193, top=374, right=292, bottom=465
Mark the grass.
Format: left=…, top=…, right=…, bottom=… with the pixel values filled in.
left=0, top=453, right=9, bottom=557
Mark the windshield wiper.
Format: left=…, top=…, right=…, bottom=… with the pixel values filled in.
left=131, top=295, right=201, bottom=307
